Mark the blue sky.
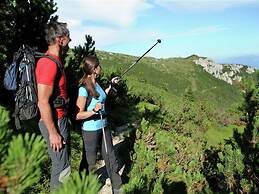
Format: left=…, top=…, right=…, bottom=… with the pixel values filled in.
left=56, top=0, right=259, bottom=68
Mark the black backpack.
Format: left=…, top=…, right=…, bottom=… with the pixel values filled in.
left=4, top=44, right=63, bottom=129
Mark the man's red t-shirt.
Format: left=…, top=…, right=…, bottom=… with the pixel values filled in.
left=36, top=51, right=67, bottom=119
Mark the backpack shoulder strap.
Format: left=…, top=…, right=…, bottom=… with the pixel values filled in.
left=35, top=52, right=64, bottom=106
left=35, top=52, right=63, bottom=86
left=79, top=84, right=92, bottom=108
left=35, top=52, right=63, bottom=71
left=86, top=93, right=93, bottom=108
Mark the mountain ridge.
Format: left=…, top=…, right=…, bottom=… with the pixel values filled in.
left=97, top=50, right=253, bottom=111
left=217, top=54, right=259, bottom=69
left=98, top=50, right=256, bottom=85
left=193, top=57, right=256, bottom=85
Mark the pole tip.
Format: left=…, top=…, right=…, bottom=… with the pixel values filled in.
left=157, top=39, right=161, bottom=43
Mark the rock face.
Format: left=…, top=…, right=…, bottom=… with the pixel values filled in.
left=194, top=58, right=256, bottom=85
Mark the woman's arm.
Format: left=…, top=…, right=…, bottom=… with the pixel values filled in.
left=76, top=96, right=102, bottom=120
left=105, top=84, right=112, bottom=94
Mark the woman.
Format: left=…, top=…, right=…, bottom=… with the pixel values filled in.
left=76, top=55, right=122, bottom=194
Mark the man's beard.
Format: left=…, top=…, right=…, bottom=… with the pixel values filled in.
left=60, top=45, right=69, bottom=62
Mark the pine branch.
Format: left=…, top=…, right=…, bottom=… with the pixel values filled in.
left=1, top=133, right=47, bottom=194
left=52, top=172, right=100, bottom=194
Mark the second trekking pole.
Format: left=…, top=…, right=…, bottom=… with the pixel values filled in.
left=120, top=39, right=161, bottom=78
left=111, top=39, right=161, bottom=84
left=98, top=111, right=113, bottom=190
left=111, top=39, right=162, bottom=84
left=99, top=111, right=108, bottom=153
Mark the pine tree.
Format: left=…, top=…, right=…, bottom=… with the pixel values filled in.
left=0, top=105, right=102, bottom=194
left=52, top=173, right=100, bottom=194
left=0, top=106, right=11, bottom=163
left=213, top=71, right=259, bottom=193
left=0, top=105, right=47, bottom=194
left=216, top=143, right=247, bottom=193
left=238, top=71, right=259, bottom=192
left=65, top=35, right=96, bottom=127
left=0, top=0, right=57, bottom=106
left=65, top=34, right=96, bottom=91
left=123, top=118, right=208, bottom=194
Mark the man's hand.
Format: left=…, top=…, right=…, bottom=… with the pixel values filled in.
left=49, top=131, right=65, bottom=152
left=38, top=84, right=65, bottom=152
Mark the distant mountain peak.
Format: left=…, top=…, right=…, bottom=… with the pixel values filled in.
left=185, top=54, right=201, bottom=60
left=194, top=58, right=256, bottom=85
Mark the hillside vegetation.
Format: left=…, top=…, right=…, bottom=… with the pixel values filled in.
left=97, top=51, right=247, bottom=139
left=1, top=1, right=258, bottom=193
left=93, top=51, right=258, bottom=194
left=1, top=45, right=257, bottom=193
left=98, top=51, right=244, bottom=111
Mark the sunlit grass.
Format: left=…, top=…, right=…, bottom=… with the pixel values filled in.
left=205, top=124, right=244, bottom=146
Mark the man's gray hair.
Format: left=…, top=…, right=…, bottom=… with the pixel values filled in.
left=45, top=21, right=70, bottom=45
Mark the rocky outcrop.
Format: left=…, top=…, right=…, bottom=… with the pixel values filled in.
left=194, top=58, right=256, bottom=85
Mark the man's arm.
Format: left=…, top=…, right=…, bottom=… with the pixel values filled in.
left=37, top=84, right=64, bottom=152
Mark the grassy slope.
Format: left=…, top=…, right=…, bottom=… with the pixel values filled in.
left=205, top=125, right=244, bottom=146
left=96, top=51, right=249, bottom=144
left=98, top=51, right=242, bottom=110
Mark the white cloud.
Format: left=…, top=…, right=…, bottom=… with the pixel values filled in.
left=166, top=25, right=230, bottom=39
left=79, top=0, right=151, bottom=27
left=153, top=0, right=258, bottom=12
left=55, top=0, right=156, bottom=48
left=56, top=0, right=151, bottom=27
left=68, top=25, right=162, bottom=49
left=150, top=25, right=230, bottom=44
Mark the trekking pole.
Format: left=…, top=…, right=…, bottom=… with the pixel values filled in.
left=99, top=111, right=108, bottom=153
left=111, top=39, right=161, bottom=85
left=99, top=111, right=114, bottom=191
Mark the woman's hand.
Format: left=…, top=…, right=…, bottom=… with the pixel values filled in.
left=105, top=84, right=112, bottom=94
left=76, top=96, right=101, bottom=120
left=94, top=103, right=102, bottom=112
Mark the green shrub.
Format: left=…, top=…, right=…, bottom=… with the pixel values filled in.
left=217, top=143, right=246, bottom=192
left=52, top=173, right=100, bottom=194
left=124, top=119, right=208, bottom=194
left=0, top=133, right=47, bottom=194
left=0, top=106, right=11, bottom=163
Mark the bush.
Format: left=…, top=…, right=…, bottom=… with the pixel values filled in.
left=0, top=129, right=47, bottom=194
left=52, top=172, right=100, bottom=194
left=123, top=119, right=208, bottom=194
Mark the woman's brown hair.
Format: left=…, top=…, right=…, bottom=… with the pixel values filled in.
left=79, top=55, right=100, bottom=98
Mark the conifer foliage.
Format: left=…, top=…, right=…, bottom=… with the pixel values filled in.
left=52, top=173, right=100, bottom=194
left=123, top=118, right=209, bottom=194
left=205, top=71, right=258, bottom=193
left=236, top=71, right=259, bottom=192
left=0, top=105, right=101, bottom=194
left=0, top=106, right=46, bottom=194
left=65, top=35, right=96, bottom=125
left=0, top=0, right=57, bottom=105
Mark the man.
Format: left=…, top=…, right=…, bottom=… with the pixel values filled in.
left=36, top=21, right=71, bottom=190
